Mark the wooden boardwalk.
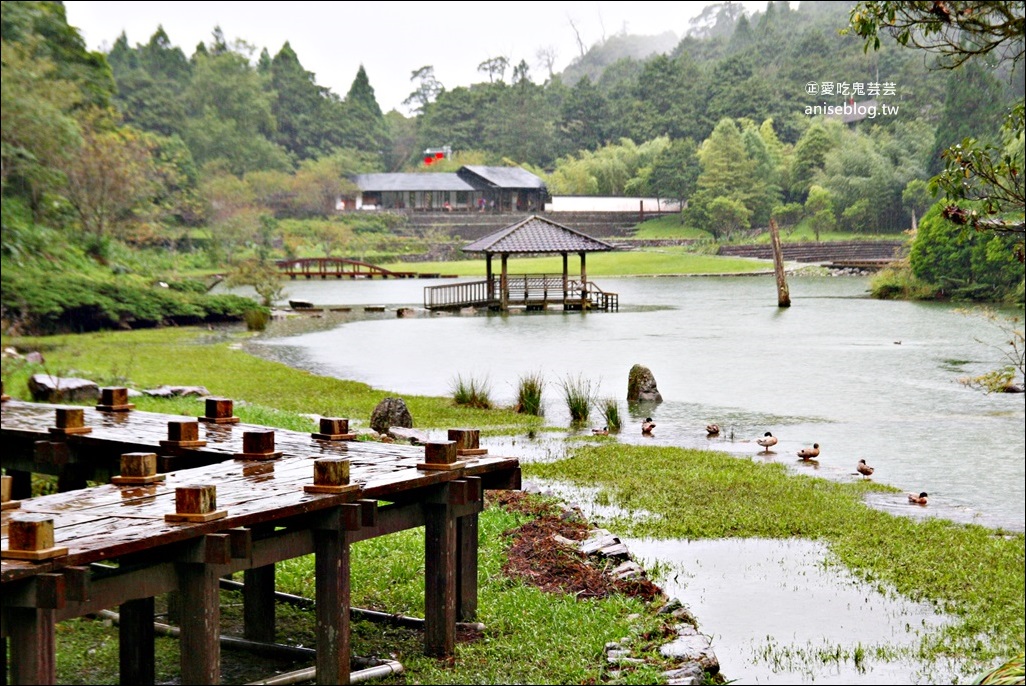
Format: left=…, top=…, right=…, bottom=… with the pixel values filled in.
left=1, top=397, right=520, bottom=684
left=276, top=257, right=417, bottom=280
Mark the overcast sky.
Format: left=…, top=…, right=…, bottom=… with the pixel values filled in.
left=64, top=1, right=771, bottom=115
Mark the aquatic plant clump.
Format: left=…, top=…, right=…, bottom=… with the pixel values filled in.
left=515, top=371, right=545, bottom=416
left=450, top=373, right=492, bottom=409
left=560, top=373, right=595, bottom=425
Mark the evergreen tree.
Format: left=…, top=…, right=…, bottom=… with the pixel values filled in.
left=339, top=64, right=390, bottom=156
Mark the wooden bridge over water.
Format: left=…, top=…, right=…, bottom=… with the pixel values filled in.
left=1, top=394, right=520, bottom=684
left=276, top=257, right=418, bottom=280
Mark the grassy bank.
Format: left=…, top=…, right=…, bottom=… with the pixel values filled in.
left=382, top=247, right=773, bottom=277
left=526, top=444, right=1026, bottom=678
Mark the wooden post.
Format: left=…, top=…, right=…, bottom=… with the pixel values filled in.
left=418, top=442, right=464, bottom=471
left=243, top=567, right=276, bottom=644
left=165, top=485, right=226, bottom=523
left=177, top=562, right=221, bottom=684
left=424, top=485, right=456, bottom=657
left=50, top=407, right=91, bottom=436
left=500, top=254, right=509, bottom=312
left=96, top=387, right=134, bottom=412
left=769, top=219, right=791, bottom=308
left=312, top=417, right=354, bottom=441
left=561, top=252, right=569, bottom=306
left=3, top=514, right=68, bottom=560
left=234, top=430, right=282, bottom=461
left=119, top=597, right=155, bottom=685
left=8, top=606, right=57, bottom=684
left=112, top=452, right=165, bottom=485
left=198, top=397, right=239, bottom=424
left=579, top=251, right=588, bottom=309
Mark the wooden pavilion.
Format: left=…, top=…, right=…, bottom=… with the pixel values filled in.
left=423, top=215, right=619, bottom=312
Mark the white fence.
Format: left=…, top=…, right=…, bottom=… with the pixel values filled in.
left=543, top=196, right=682, bottom=213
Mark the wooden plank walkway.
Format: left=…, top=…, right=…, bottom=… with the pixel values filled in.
left=1, top=398, right=520, bottom=684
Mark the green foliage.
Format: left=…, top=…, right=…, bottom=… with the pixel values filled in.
left=514, top=371, right=545, bottom=416
left=869, top=263, right=939, bottom=300
left=909, top=202, right=1025, bottom=301
left=450, top=373, right=492, bottom=409
left=974, top=653, right=1025, bottom=685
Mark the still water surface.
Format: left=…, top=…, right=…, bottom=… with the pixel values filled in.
left=242, top=275, right=1023, bottom=683
left=250, top=274, right=1024, bottom=530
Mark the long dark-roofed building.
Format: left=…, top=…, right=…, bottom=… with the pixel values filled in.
left=352, top=166, right=547, bottom=212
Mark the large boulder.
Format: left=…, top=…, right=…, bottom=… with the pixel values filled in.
left=627, top=364, right=663, bottom=403
left=370, top=397, right=413, bottom=434
left=28, top=374, right=100, bottom=402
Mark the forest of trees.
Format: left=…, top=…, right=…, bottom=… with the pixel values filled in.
left=1, top=1, right=1023, bottom=301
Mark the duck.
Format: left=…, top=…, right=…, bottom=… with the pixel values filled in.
left=856, top=459, right=875, bottom=479
left=908, top=491, right=928, bottom=505
left=591, top=426, right=609, bottom=436
left=756, top=431, right=778, bottom=451
left=706, top=423, right=720, bottom=436
left=797, top=443, right=820, bottom=460
left=641, top=417, right=656, bottom=435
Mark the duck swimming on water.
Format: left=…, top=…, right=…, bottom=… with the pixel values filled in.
left=908, top=491, right=928, bottom=505
left=642, top=418, right=656, bottom=435
left=706, top=423, right=720, bottom=436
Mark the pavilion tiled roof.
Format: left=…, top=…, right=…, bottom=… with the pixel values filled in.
left=463, top=215, right=617, bottom=254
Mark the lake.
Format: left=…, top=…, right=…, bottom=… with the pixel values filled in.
left=247, top=274, right=1025, bottom=532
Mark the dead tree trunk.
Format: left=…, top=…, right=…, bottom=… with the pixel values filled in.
left=770, top=219, right=791, bottom=308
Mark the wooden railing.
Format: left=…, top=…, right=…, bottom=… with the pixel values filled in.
left=424, top=279, right=492, bottom=309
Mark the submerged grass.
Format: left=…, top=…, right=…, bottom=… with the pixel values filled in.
left=525, top=443, right=1026, bottom=676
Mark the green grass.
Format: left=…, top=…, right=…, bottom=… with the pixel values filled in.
left=755, top=218, right=907, bottom=243
left=525, top=443, right=1026, bottom=676
left=382, top=246, right=771, bottom=277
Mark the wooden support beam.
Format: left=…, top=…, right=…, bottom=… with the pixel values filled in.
left=243, top=566, right=276, bottom=644
left=314, top=508, right=351, bottom=685
left=177, top=561, right=222, bottom=685
left=424, top=484, right=456, bottom=657
left=7, top=607, right=56, bottom=685
left=119, top=596, right=155, bottom=685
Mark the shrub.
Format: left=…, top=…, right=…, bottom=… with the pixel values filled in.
left=243, top=308, right=271, bottom=331
left=514, top=372, right=545, bottom=416
left=450, top=374, right=492, bottom=409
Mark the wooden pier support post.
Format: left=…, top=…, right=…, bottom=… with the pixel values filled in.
left=314, top=504, right=363, bottom=685
left=7, top=606, right=57, bottom=685
left=456, top=476, right=483, bottom=622
left=177, top=560, right=221, bottom=684
left=770, top=218, right=791, bottom=308
left=1, top=473, right=20, bottom=511
left=119, top=596, right=155, bottom=685
left=424, top=484, right=457, bottom=657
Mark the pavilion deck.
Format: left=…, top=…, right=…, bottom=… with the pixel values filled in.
left=423, top=274, right=618, bottom=312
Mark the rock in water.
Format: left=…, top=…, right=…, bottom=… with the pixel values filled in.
left=627, top=364, right=663, bottom=403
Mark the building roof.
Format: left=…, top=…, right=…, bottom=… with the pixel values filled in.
left=352, top=166, right=546, bottom=193
left=460, top=166, right=546, bottom=190
left=463, top=215, right=617, bottom=254
left=352, top=173, right=476, bottom=192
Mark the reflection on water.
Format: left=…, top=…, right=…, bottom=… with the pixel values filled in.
left=246, top=275, right=1025, bottom=531
left=623, top=536, right=964, bottom=685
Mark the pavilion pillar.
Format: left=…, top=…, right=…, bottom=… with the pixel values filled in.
left=500, top=254, right=509, bottom=312
left=486, top=254, right=494, bottom=300
left=562, top=253, right=569, bottom=307
left=579, top=251, right=588, bottom=309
